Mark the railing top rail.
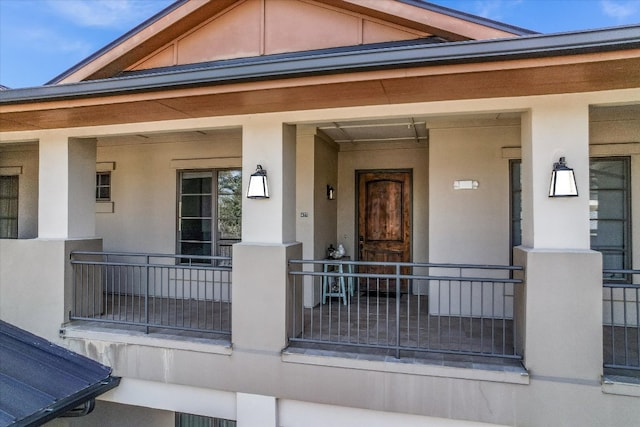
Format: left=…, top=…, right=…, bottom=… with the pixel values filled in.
left=288, top=259, right=523, bottom=271
left=70, top=250, right=230, bottom=261
left=70, top=260, right=232, bottom=271
left=603, top=268, right=640, bottom=274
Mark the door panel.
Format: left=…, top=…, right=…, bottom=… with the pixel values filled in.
left=358, top=171, right=411, bottom=293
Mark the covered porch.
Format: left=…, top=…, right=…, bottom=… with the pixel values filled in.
left=1, top=95, right=639, bottom=375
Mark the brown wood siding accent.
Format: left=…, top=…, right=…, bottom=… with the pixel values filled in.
left=2, top=56, right=639, bottom=132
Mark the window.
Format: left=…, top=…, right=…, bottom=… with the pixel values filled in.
left=510, top=157, right=632, bottom=271
left=175, top=413, right=236, bottom=427
left=177, top=169, right=241, bottom=262
left=96, top=171, right=111, bottom=201
left=590, top=157, right=631, bottom=275
left=509, top=160, right=522, bottom=249
left=0, top=175, right=18, bottom=239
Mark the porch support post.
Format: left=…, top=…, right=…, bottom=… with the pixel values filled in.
left=232, top=119, right=301, bottom=355
left=241, top=119, right=296, bottom=244
left=38, top=135, right=96, bottom=239
left=516, top=98, right=602, bottom=382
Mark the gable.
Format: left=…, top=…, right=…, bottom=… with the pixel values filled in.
left=53, top=0, right=532, bottom=84
left=129, top=0, right=428, bottom=72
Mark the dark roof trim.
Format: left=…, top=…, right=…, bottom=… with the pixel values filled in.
left=46, top=0, right=188, bottom=85
left=13, top=377, right=120, bottom=427
left=1, top=25, right=638, bottom=106
left=398, top=0, right=537, bottom=36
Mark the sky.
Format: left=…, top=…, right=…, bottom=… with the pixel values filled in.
left=0, top=0, right=639, bottom=89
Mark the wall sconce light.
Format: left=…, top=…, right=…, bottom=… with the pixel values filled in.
left=247, top=165, right=269, bottom=199
left=549, top=157, right=578, bottom=197
left=327, top=185, right=335, bottom=200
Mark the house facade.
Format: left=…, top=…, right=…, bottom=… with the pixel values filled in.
left=1, top=0, right=639, bottom=426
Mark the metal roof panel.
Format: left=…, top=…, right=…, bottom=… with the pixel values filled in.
left=0, top=321, right=120, bottom=427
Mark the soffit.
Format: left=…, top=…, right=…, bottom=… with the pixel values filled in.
left=1, top=53, right=639, bottom=133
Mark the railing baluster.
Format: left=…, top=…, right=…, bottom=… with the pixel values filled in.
left=286, top=259, right=523, bottom=361
left=602, top=269, right=640, bottom=371
left=395, top=264, right=401, bottom=359
left=68, top=251, right=232, bottom=337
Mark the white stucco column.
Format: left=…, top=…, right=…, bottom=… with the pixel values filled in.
left=516, top=97, right=602, bottom=382
left=241, top=119, right=296, bottom=244
left=38, top=135, right=96, bottom=239
left=233, top=118, right=302, bottom=355
left=520, top=101, right=590, bottom=249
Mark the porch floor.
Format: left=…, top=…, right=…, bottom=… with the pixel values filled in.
left=72, top=293, right=232, bottom=341
left=291, top=294, right=518, bottom=358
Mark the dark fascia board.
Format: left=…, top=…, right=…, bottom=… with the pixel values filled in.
left=15, top=376, right=121, bottom=427
left=46, top=0, right=188, bottom=85
left=1, top=25, right=639, bottom=105
left=397, top=0, right=537, bottom=36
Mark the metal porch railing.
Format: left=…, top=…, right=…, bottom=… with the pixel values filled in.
left=289, top=260, right=523, bottom=359
left=603, top=269, right=640, bottom=371
left=70, top=251, right=232, bottom=336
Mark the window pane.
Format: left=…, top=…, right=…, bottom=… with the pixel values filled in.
left=602, top=252, right=625, bottom=271
left=218, top=170, right=241, bottom=195
left=181, top=219, right=212, bottom=241
left=217, top=194, right=241, bottom=239
left=591, top=190, right=625, bottom=219
left=180, top=242, right=212, bottom=257
left=218, top=218, right=241, bottom=240
left=590, top=159, right=626, bottom=189
left=182, top=195, right=212, bottom=217
left=589, top=157, right=630, bottom=272
left=0, top=176, right=19, bottom=239
left=97, top=187, right=110, bottom=200
left=591, top=220, right=625, bottom=247
left=182, top=172, right=212, bottom=194
left=176, top=413, right=214, bottom=427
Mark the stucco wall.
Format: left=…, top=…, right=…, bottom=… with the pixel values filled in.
left=95, top=132, right=241, bottom=253
left=337, top=142, right=429, bottom=263
left=429, top=124, right=520, bottom=266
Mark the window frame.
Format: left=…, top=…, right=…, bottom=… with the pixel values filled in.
left=589, top=156, right=632, bottom=276
left=96, top=171, right=112, bottom=202
left=176, top=168, right=241, bottom=263
left=0, top=175, right=19, bottom=239
left=175, top=412, right=236, bottom=427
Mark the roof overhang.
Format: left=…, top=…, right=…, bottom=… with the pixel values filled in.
left=0, top=321, right=120, bottom=426
left=1, top=26, right=639, bottom=132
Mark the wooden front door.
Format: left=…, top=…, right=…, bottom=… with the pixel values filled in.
left=357, top=170, right=411, bottom=293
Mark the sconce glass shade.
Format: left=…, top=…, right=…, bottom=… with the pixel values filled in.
left=327, top=185, right=335, bottom=200
left=247, top=165, right=269, bottom=199
left=549, top=157, right=578, bottom=197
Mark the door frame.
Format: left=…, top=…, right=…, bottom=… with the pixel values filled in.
left=355, top=168, right=413, bottom=263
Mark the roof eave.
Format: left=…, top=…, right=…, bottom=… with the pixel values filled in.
left=46, top=0, right=189, bottom=85
left=17, top=376, right=121, bottom=427
left=1, top=25, right=638, bottom=105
